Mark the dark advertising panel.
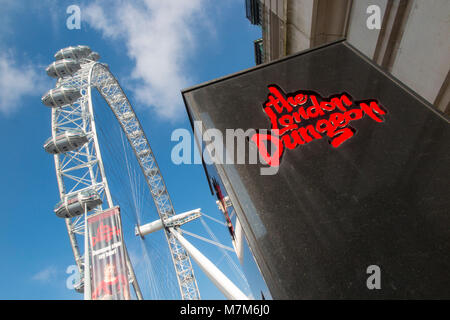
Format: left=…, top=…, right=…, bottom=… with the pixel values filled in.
left=182, top=40, right=450, bottom=299
left=88, top=206, right=130, bottom=300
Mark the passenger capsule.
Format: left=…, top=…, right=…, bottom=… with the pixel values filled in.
left=43, top=130, right=88, bottom=154
left=46, top=59, right=81, bottom=79
left=54, top=189, right=102, bottom=218
left=54, top=45, right=92, bottom=60
left=42, top=87, right=82, bottom=107
left=87, top=52, right=100, bottom=61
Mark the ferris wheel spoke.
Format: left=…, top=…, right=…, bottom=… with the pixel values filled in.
left=58, top=105, right=83, bottom=116
left=60, top=154, right=88, bottom=171
left=71, top=219, right=85, bottom=235
left=61, top=158, right=98, bottom=172
left=63, top=171, right=95, bottom=191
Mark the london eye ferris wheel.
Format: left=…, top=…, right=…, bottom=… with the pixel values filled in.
left=41, top=45, right=250, bottom=300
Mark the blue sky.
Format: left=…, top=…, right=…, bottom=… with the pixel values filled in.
left=0, top=0, right=263, bottom=299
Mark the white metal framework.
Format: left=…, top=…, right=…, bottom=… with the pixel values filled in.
left=136, top=209, right=249, bottom=300
left=44, top=47, right=200, bottom=300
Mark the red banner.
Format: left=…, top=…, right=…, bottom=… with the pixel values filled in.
left=88, top=207, right=131, bottom=300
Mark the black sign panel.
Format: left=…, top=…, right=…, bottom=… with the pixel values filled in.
left=182, top=40, right=450, bottom=299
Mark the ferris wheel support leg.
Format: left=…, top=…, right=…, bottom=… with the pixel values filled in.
left=169, top=228, right=249, bottom=300
left=65, top=219, right=83, bottom=272
left=123, top=242, right=144, bottom=300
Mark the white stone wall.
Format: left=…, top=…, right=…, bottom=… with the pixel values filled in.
left=262, top=0, right=449, bottom=110
left=346, top=0, right=388, bottom=58
left=390, top=0, right=450, bottom=104
left=286, top=0, right=316, bottom=52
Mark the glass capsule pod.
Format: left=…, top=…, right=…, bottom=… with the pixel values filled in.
left=41, top=87, right=82, bottom=108
left=54, top=45, right=92, bottom=60
left=54, top=189, right=102, bottom=218
left=87, top=52, right=100, bottom=61
left=43, top=130, right=88, bottom=154
left=46, top=59, right=81, bottom=79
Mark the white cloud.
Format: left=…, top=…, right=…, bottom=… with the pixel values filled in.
left=0, top=52, right=45, bottom=115
left=84, top=0, right=208, bottom=120
left=32, top=265, right=59, bottom=282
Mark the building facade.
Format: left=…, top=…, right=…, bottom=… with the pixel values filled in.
left=246, top=0, right=450, bottom=115
left=183, top=40, right=450, bottom=298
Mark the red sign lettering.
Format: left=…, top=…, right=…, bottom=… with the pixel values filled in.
left=91, top=221, right=121, bottom=247
left=252, top=85, right=387, bottom=167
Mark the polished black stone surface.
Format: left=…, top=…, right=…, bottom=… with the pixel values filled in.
left=182, top=40, right=450, bottom=299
